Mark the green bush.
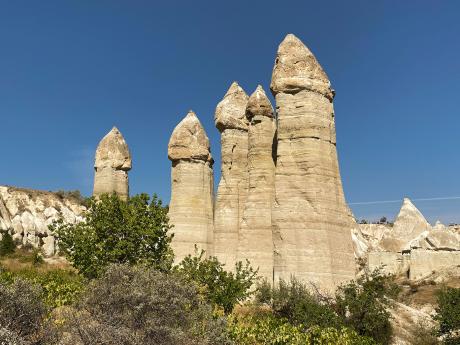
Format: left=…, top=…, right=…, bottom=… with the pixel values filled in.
left=256, top=278, right=340, bottom=329
left=0, top=232, right=15, bottom=256
left=435, top=286, right=460, bottom=344
left=52, top=193, right=173, bottom=278
left=0, top=266, right=85, bottom=308
left=335, top=270, right=400, bottom=345
left=228, top=314, right=377, bottom=345
left=53, top=264, right=232, bottom=345
left=176, top=249, right=258, bottom=313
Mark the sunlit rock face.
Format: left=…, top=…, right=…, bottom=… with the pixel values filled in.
left=270, top=34, right=355, bottom=290
left=168, top=111, right=214, bottom=263
left=237, top=86, right=276, bottom=283
left=93, top=127, right=132, bottom=201
left=213, top=82, right=250, bottom=268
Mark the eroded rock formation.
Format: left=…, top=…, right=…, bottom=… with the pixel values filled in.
left=0, top=186, right=85, bottom=256
left=213, top=82, right=249, bottom=267
left=270, top=34, right=355, bottom=290
left=237, top=86, right=276, bottom=282
left=93, top=127, right=132, bottom=201
left=168, top=111, right=214, bottom=263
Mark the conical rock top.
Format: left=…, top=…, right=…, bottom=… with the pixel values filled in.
left=246, top=85, right=274, bottom=119
left=168, top=111, right=212, bottom=163
left=270, top=34, right=332, bottom=99
left=95, top=127, right=132, bottom=171
left=215, top=82, right=249, bottom=132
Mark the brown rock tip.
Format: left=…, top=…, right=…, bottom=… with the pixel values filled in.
left=270, top=33, right=333, bottom=99
left=215, top=82, right=249, bottom=132
left=246, top=85, right=274, bottom=119
left=95, top=127, right=132, bottom=171
left=168, top=111, right=213, bottom=163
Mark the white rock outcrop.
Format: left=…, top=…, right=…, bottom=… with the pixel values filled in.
left=93, top=127, right=132, bottom=201
left=237, top=86, right=276, bottom=283
left=270, top=34, right=355, bottom=290
left=213, top=82, right=249, bottom=268
left=0, top=186, right=85, bottom=256
left=168, top=111, right=214, bottom=263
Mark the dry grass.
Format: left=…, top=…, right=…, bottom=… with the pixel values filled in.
left=0, top=248, right=73, bottom=273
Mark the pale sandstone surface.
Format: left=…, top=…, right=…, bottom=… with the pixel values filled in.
left=237, top=86, right=276, bottom=282
left=410, top=249, right=460, bottom=280
left=93, top=127, right=132, bottom=201
left=0, top=186, right=85, bottom=256
left=270, top=34, right=355, bottom=290
left=213, top=82, right=249, bottom=268
left=168, top=111, right=214, bottom=263
left=380, top=198, right=432, bottom=252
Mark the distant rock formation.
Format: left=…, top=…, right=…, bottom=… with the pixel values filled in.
left=213, top=82, right=249, bottom=267
left=237, top=86, right=276, bottom=282
left=168, top=111, right=214, bottom=263
left=270, top=34, right=355, bottom=289
left=353, top=198, right=460, bottom=280
left=93, top=127, right=132, bottom=201
left=0, top=186, right=85, bottom=256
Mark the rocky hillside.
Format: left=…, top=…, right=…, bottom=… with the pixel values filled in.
left=0, top=186, right=85, bottom=256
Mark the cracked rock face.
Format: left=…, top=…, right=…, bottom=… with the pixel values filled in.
left=0, top=186, right=85, bottom=256
left=93, top=127, right=132, bottom=201
left=270, top=34, right=355, bottom=290
left=168, top=111, right=214, bottom=263
left=213, top=82, right=249, bottom=267
left=237, top=86, right=276, bottom=282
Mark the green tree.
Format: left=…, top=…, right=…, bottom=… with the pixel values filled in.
left=435, top=286, right=460, bottom=344
left=0, top=232, right=15, bottom=256
left=335, top=270, right=400, bottom=345
left=52, top=193, right=173, bottom=278
left=176, top=249, right=258, bottom=314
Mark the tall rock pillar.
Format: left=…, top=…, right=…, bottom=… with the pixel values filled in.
left=93, top=127, right=132, bottom=201
left=270, top=34, right=355, bottom=290
left=213, top=82, right=249, bottom=268
left=168, top=111, right=214, bottom=263
left=238, top=86, right=276, bottom=283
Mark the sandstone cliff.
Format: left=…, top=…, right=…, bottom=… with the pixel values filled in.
left=237, top=86, right=276, bottom=283
left=270, top=34, right=355, bottom=290
left=93, top=127, right=132, bottom=201
left=168, top=111, right=214, bottom=263
left=0, top=186, right=85, bottom=256
left=213, top=82, right=249, bottom=268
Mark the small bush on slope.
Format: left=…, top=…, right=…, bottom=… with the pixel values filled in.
left=53, top=264, right=233, bottom=345
left=52, top=193, right=173, bottom=278
left=176, top=249, right=258, bottom=314
left=0, top=232, right=15, bottom=257
left=435, top=286, right=460, bottom=344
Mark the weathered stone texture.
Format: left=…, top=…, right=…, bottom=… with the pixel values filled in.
left=93, top=127, right=132, bottom=201
left=237, top=86, right=276, bottom=282
left=270, top=34, right=355, bottom=290
left=410, top=249, right=460, bottom=280
left=213, top=82, right=249, bottom=268
left=168, top=111, right=214, bottom=263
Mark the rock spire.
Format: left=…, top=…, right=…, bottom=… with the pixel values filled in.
left=93, top=127, right=132, bottom=201
left=168, top=111, right=214, bottom=263
left=213, top=82, right=250, bottom=267
left=237, top=85, right=276, bottom=283
left=270, top=34, right=355, bottom=290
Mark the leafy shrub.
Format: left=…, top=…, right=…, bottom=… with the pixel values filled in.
left=52, top=193, right=173, bottom=278
left=435, top=286, right=460, bottom=344
left=176, top=249, right=258, bottom=313
left=228, top=313, right=377, bottom=345
left=0, top=232, right=15, bottom=256
left=335, top=270, right=400, bottom=345
left=255, top=278, right=340, bottom=329
left=0, top=278, right=47, bottom=342
left=53, top=264, right=232, bottom=345
left=0, top=266, right=85, bottom=308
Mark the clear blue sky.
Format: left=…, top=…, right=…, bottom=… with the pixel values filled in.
left=1, top=1, right=459, bottom=223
